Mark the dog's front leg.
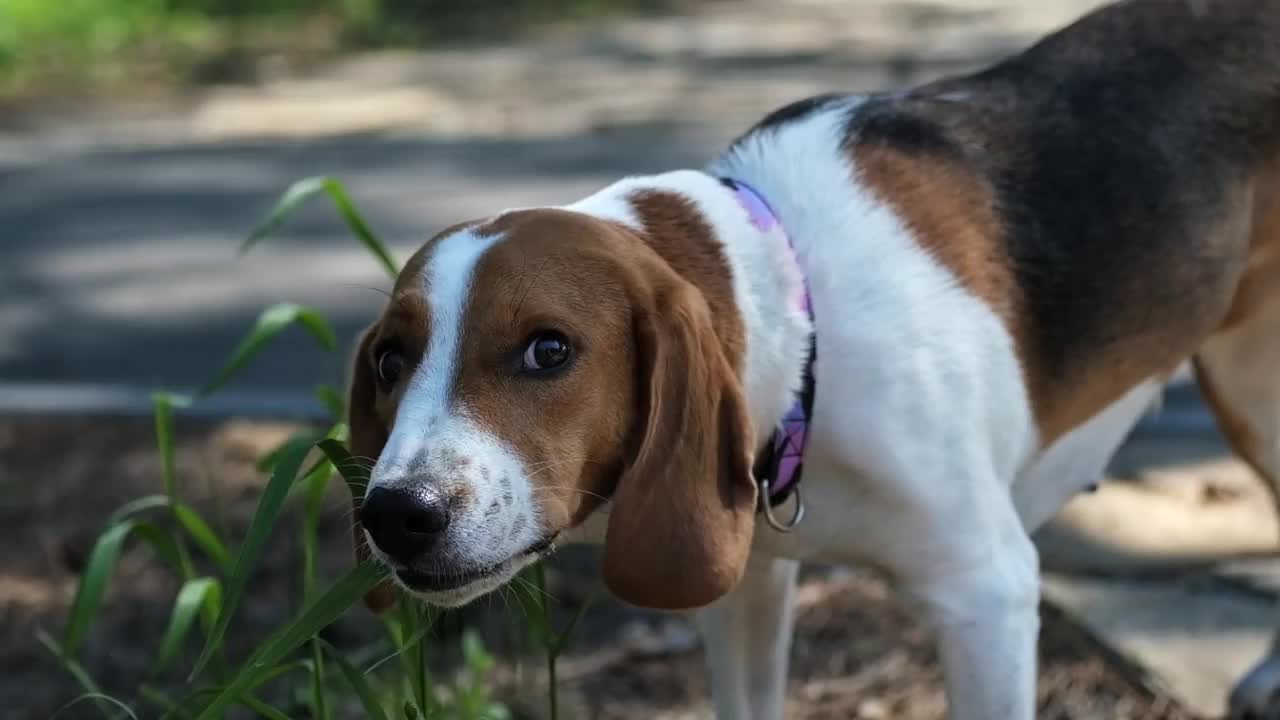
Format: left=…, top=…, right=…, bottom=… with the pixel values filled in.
left=695, top=554, right=799, bottom=720
left=906, top=521, right=1041, bottom=720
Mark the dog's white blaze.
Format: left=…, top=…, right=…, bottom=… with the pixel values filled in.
left=410, top=229, right=503, bottom=426
left=373, top=228, right=504, bottom=478
left=367, top=225, right=544, bottom=601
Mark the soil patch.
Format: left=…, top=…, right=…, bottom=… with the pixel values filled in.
left=0, top=415, right=1196, bottom=719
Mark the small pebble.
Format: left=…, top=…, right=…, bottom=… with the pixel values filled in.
left=856, top=699, right=889, bottom=719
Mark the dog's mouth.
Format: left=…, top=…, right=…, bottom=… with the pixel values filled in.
left=393, top=534, right=558, bottom=594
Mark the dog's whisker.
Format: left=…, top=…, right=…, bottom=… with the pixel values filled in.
left=530, top=485, right=610, bottom=502
left=525, top=458, right=602, bottom=479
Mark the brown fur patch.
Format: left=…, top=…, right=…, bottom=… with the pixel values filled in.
left=1217, top=163, right=1280, bottom=332
left=853, top=144, right=1015, bottom=319
left=1194, top=357, right=1263, bottom=463
left=438, top=198, right=755, bottom=609
left=454, top=210, right=639, bottom=531
left=627, top=190, right=748, bottom=372
left=1192, top=158, right=1280, bottom=475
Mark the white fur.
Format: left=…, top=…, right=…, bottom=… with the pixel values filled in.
left=1014, top=378, right=1165, bottom=530
left=706, top=99, right=1045, bottom=720
left=570, top=171, right=812, bottom=444
left=367, top=97, right=1173, bottom=717
left=697, top=555, right=799, bottom=720
left=690, top=100, right=1176, bottom=719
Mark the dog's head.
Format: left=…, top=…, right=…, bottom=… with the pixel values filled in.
left=348, top=175, right=759, bottom=611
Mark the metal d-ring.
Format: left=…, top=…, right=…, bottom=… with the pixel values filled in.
left=758, top=478, right=805, bottom=533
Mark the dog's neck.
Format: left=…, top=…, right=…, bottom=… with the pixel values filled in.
left=567, top=170, right=813, bottom=447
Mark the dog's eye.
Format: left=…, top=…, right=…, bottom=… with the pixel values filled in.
left=522, top=333, right=571, bottom=373
left=377, top=349, right=405, bottom=386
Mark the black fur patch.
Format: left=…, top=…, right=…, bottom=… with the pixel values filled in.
left=845, top=97, right=962, bottom=160
left=730, top=93, right=846, bottom=147
left=980, top=24, right=1269, bottom=380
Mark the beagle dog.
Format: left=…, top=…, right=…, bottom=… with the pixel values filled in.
left=345, top=1, right=1280, bottom=717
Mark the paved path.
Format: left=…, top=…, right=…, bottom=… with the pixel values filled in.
left=0, top=0, right=1107, bottom=416
left=9, top=1, right=1277, bottom=714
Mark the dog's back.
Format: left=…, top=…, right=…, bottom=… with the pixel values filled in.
left=837, top=0, right=1280, bottom=442
left=718, top=5, right=1280, bottom=714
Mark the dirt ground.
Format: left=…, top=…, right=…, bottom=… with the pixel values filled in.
left=0, top=414, right=1196, bottom=719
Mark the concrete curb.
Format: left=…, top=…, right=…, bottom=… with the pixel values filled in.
left=0, top=381, right=330, bottom=421
left=0, top=379, right=1217, bottom=431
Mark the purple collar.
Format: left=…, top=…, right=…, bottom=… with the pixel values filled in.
left=721, top=177, right=815, bottom=533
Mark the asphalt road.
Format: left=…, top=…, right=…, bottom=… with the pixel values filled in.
left=0, top=122, right=728, bottom=416
left=1, top=0, right=1211, bottom=430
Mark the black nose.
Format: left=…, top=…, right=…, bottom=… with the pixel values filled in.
left=359, top=486, right=451, bottom=565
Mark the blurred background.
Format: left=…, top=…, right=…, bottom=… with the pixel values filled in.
left=3, top=1, right=1277, bottom=718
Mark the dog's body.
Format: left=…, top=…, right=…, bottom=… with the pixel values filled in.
left=348, top=1, right=1280, bottom=717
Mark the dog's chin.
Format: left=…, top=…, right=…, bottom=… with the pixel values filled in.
left=379, top=534, right=558, bottom=608
left=392, top=554, right=539, bottom=607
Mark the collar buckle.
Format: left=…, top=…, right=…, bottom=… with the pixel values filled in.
left=757, top=477, right=805, bottom=533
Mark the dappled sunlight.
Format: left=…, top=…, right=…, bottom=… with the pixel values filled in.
left=27, top=237, right=389, bottom=320
left=0, top=0, right=1265, bottom=717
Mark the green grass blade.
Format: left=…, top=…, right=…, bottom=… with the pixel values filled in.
left=152, top=392, right=191, bottom=500
left=316, top=438, right=369, bottom=498
left=50, top=693, right=139, bottom=720
left=238, top=694, right=292, bottom=720
left=551, top=585, right=596, bottom=658
left=319, top=638, right=390, bottom=720
left=320, top=178, right=400, bottom=279
left=193, top=561, right=387, bottom=720
left=274, top=424, right=342, bottom=495
left=301, top=460, right=334, bottom=602
left=315, top=384, right=345, bottom=422
left=162, top=661, right=310, bottom=719
left=37, top=629, right=115, bottom=719
left=155, top=577, right=222, bottom=676
left=509, top=565, right=553, bottom=649
left=188, top=431, right=323, bottom=680
left=241, top=175, right=399, bottom=279
left=139, top=685, right=189, bottom=719
left=366, top=609, right=437, bottom=675
left=107, top=494, right=170, bottom=524
left=310, top=640, right=330, bottom=720
left=199, top=303, right=337, bottom=397
left=62, top=519, right=138, bottom=655
left=408, top=604, right=436, bottom=717
left=256, top=427, right=326, bottom=474
left=61, top=518, right=184, bottom=656
left=291, top=426, right=342, bottom=503
left=152, top=392, right=198, bottom=582
left=240, top=176, right=329, bottom=254
left=461, top=627, right=495, bottom=674
left=332, top=421, right=350, bottom=443
left=131, top=521, right=187, bottom=573
left=173, top=504, right=232, bottom=574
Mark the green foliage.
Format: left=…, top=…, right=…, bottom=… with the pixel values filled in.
left=200, top=303, right=338, bottom=397
left=0, top=0, right=681, bottom=97
left=241, top=176, right=399, bottom=281
left=40, top=175, right=591, bottom=719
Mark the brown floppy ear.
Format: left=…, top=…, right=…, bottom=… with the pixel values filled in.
left=347, top=326, right=397, bottom=613
left=603, top=281, right=757, bottom=610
